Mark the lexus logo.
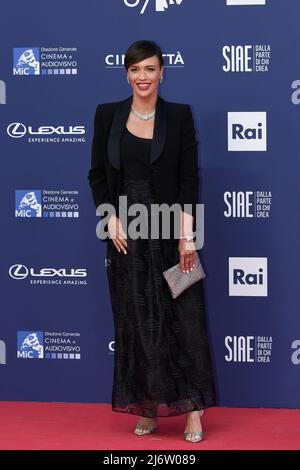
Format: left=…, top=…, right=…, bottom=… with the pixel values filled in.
left=7, top=123, right=86, bottom=138
left=9, top=264, right=29, bottom=279
left=9, top=264, right=87, bottom=279
left=7, top=123, right=27, bottom=138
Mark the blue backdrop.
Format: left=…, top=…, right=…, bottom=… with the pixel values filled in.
left=1, top=0, right=299, bottom=408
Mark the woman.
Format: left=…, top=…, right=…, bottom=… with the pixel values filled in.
left=88, top=40, right=216, bottom=443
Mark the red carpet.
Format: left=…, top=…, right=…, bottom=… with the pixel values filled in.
left=0, top=402, right=299, bottom=450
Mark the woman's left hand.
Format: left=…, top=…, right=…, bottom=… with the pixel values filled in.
left=178, top=239, right=197, bottom=273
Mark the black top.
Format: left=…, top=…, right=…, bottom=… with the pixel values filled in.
left=89, top=98, right=199, bottom=237
left=120, top=126, right=152, bottom=180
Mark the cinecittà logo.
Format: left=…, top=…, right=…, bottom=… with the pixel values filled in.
left=123, top=0, right=183, bottom=14
left=105, top=51, right=184, bottom=68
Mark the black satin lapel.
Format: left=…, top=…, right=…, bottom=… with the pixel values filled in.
left=150, top=96, right=167, bottom=165
left=107, top=95, right=133, bottom=170
left=107, top=94, right=167, bottom=170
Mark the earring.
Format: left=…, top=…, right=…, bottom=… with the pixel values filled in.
left=127, top=76, right=130, bottom=84
left=160, top=76, right=163, bottom=84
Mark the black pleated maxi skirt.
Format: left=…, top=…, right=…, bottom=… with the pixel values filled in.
left=106, top=178, right=217, bottom=417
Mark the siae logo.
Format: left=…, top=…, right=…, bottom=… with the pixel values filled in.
left=223, top=45, right=253, bottom=72
left=124, top=0, right=183, bottom=14
left=225, top=336, right=254, bottom=362
left=226, top=336, right=272, bottom=363
left=224, top=191, right=272, bottom=219
left=227, top=112, right=267, bottom=151
left=223, top=45, right=271, bottom=74
left=229, top=257, right=268, bottom=296
left=224, top=191, right=254, bottom=218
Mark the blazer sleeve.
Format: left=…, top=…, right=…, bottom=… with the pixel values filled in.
left=176, top=104, right=199, bottom=225
left=88, top=104, right=112, bottom=210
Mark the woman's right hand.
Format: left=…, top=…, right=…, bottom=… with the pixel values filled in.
left=107, top=214, right=128, bottom=254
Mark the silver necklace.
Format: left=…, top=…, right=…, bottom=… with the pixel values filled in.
left=131, top=105, right=155, bottom=121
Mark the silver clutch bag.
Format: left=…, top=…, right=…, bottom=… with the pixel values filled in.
left=162, top=251, right=206, bottom=299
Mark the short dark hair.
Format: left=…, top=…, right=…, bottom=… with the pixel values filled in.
left=124, top=40, right=164, bottom=70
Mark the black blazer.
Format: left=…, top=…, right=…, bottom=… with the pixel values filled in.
left=88, top=94, right=199, bottom=242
